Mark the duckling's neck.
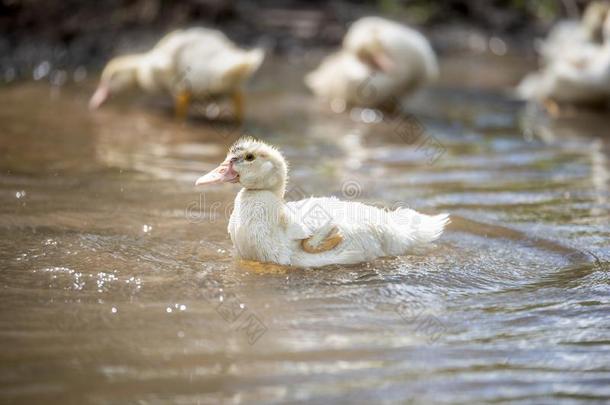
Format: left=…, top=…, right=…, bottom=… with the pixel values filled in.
left=105, top=54, right=146, bottom=77
left=230, top=188, right=291, bottom=264
left=233, top=188, right=286, bottom=231
left=118, top=54, right=146, bottom=66
left=239, top=185, right=285, bottom=202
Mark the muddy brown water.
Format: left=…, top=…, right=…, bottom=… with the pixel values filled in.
left=1, top=54, right=609, bottom=404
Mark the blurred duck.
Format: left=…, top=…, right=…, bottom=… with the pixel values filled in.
left=89, top=28, right=264, bottom=120
left=538, top=1, right=610, bottom=65
left=517, top=10, right=610, bottom=114
left=195, top=137, right=448, bottom=267
left=305, top=16, right=438, bottom=109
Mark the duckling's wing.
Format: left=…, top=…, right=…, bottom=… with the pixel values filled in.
left=301, top=223, right=344, bottom=254
left=285, top=197, right=344, bottom=254
left=149, top=29, right=235, bottom=93
left=146, top=29, right=206, bottom=86
left=554, top=49, right=606, bottom=85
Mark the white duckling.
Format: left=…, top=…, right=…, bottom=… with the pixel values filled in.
left=517, top=11, right=610, bottom=112
left=89, top=28, right=265, bottom=120
left=305, top=16, right=438, bottom=109
left=538, top=1, right=610, bottom=65
left=195, top=137, right=449, bottom=267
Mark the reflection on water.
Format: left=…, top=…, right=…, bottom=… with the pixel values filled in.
left=0, top=55, right=609, bottom=404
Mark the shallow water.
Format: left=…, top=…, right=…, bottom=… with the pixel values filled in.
left=1, top=55, right=609, bottom=404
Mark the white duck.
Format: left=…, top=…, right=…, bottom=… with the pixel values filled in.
left=195, top=137, right=449, bottom=267
left=89, top=28, right=265, bottom=120
left=517, top=11, right=610, bottom=112
left=305, top=16, right=438, bottom=109
left=537, top=1, right=610, bottom=65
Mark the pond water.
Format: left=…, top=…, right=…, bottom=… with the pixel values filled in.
left=1, top=54, right=609, bottom=404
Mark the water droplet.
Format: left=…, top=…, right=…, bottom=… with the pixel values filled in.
left=205, top=104, right=220, bottom=119
left=43, top=238, right=57, bottom=246
left=361, top=108, right=379, bottom=124
left=489, top=37, right=507, bottom=56
left=111, top=307, right=118, bottom=314
left=179, top=304, right=186, bottom=311
left=33, top=61, right=51, bottom=81
left=166, top=307, right=173, bottom=313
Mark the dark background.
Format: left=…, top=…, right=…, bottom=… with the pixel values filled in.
left=0, top=0, right=595, bottom=78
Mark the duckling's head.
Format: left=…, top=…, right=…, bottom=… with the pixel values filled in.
left=344, top=21, right=394, bottom=72
left=89, top=55, right=142, bottom=110
left=196, top=137, right=288, bottom=196
left=583, top=1, right=610, bottom=43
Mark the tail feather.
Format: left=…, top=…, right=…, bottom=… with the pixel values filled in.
left=222, top=48, right=265, bottom=84
left=412, top=213, right=450, bottom=244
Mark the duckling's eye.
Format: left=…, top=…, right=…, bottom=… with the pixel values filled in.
left=244, top=153, right=255, bottom=162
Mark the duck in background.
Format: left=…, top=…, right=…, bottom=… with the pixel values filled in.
left=517, top=6, right=610, bottom=115
left=537, top=1, right=610, bottom=65
left=195, top=137, right=448, bottom=268
left=305, top=16, right=438, bottom=110
left=89, top=28, right=265, bottom=121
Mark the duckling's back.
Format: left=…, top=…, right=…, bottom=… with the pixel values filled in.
left=288, top=197, right=449, bottom=267
left=346, top=17, right=439, bottom=83
left=150, top=28, right=263, bottom=97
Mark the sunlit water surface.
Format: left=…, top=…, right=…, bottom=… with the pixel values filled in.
left=1, top=55, right=609, bottom=404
